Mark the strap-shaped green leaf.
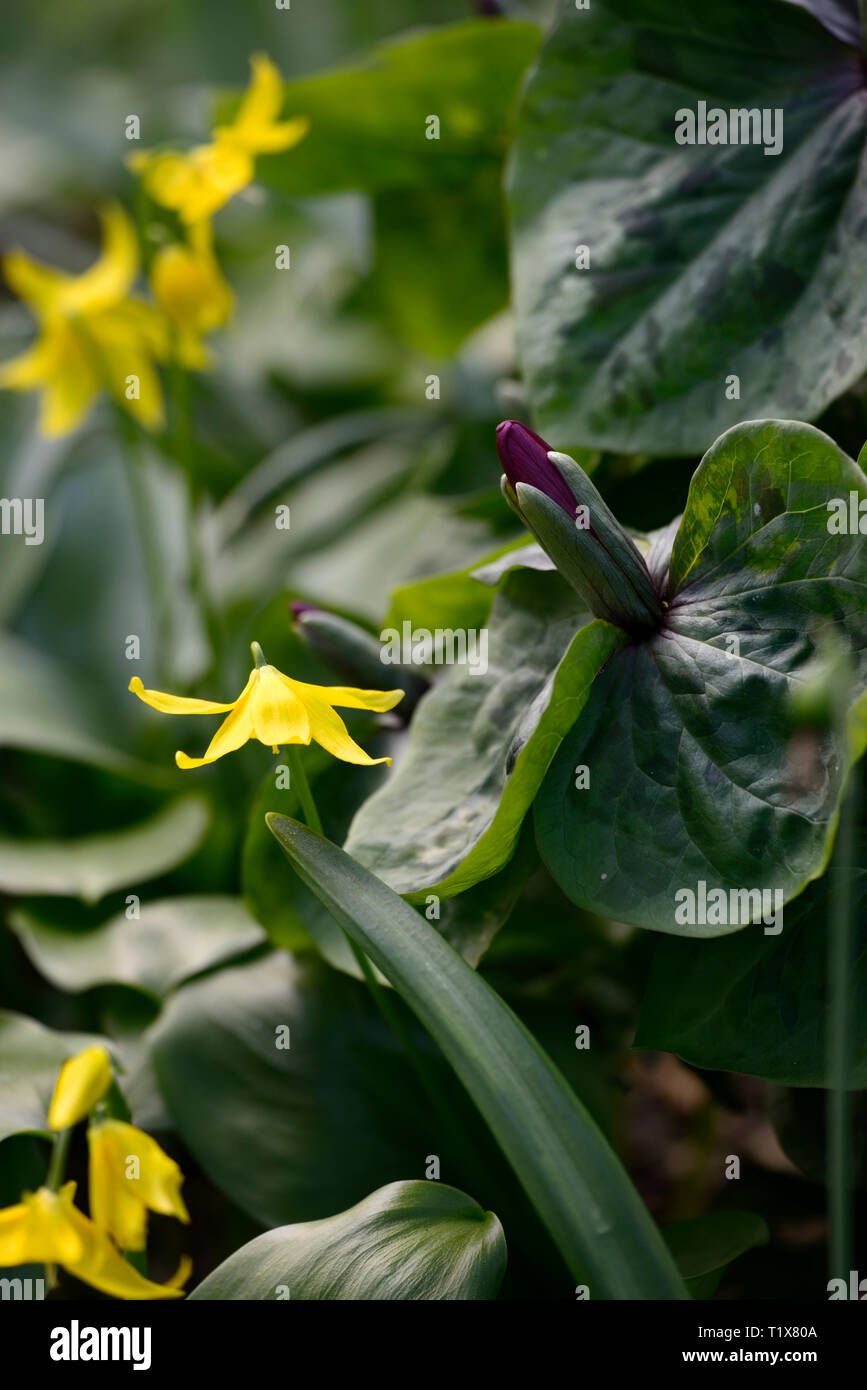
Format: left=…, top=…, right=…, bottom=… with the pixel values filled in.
left=267, top=813, right=688, bottom=1300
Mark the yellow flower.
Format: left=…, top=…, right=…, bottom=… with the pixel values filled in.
left=0, top=204, right=166, bottom=436
left=130, top=54, right=308, bottom=224
left=150, top=221, right=233, bottom=369
left=0, top=1183, right=186, bottom=1300
left=88, top=1119, right=190, bottom=1252
left=48, top=1046, right=112, bottom=1132
left=129, top=642, right=403, bottom=769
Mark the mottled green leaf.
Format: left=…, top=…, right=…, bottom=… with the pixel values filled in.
left=636, top=858, right=867, bottom=1084
left=346, top=568, right=625, bottom=897
left=536, top=420, right=867, bottom=932
left=510, top=0, right=867, bottom=453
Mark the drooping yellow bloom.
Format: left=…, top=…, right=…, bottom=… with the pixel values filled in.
left=0, top=1183, right=186, bottom=1300
left=0, top=204, right=166, bottom=436
left=88, top=1119, right=190, bottom=1252
left=130, top=55, right=309, bottom=224
left=150, top=221, right=233, bottom=369
left=129, top=643, right=402, bottom=769
left=48, top=1046, right=112, bottom=1132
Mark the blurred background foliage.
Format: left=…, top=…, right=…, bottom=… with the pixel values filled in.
left=0, top=0, right=861, bottom=1301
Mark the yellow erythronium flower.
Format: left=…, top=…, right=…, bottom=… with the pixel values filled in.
left=150, top=221, right=233, bottom=369
left=0, top=204, right=167, bottom=436
left=129, top=642, right=403, bottom=769
left=130, top=54, right=308, bottom=224
left=0, top=1183, right=186, bottom=1300
left=88, top=1119, right=190, bottom=1252
left=48, top=1046, right=112, bottom=1132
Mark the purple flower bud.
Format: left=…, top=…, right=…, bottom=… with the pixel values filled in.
left=496, top=420, right=577, bottom=518
left=289, top=601, right=321, bottom=623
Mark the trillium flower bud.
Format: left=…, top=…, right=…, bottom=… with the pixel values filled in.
left=496, top=420, right=664, bottom=636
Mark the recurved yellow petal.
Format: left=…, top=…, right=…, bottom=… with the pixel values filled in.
left=0, top=329, right=62, bottom=390
left=88, top=1119, right=189, bottom=1253
left=166, top=1253, right=194, bottom=1289
left=63, top=205, right=139, bottom=314
left=231, top=54, right=285, bottom=137
left=283, top=674, right=404, bottom=714
left=0, top=318, right=102, bottom=436
left=0, top=1185, right=84, bottom=1267
left=129, top=675, right=235, bottom=716
left=88, top=1128, right=147, bottom=1251
left=2, top=251, right=71, bottom=316
left=0, top=208, right=166, bottom=438
left=303, top=697, right=392, bottom=766
left=48, top=1045, right=112, bottom=1131
left=59, top=1187, right=186, bottom=1299
left=95, top=333, right=166, bottom=432
left=175, top=674, right=256, bottom=768
left=216, top=55, right=309, bottom=155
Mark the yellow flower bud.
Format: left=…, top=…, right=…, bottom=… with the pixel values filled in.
left=150, top=222, right=233, bottom=369
left=47, top=1045, right=112, bottom=1132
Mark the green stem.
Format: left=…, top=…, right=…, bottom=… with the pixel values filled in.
left=45, top=1126, right=72, bottom=1192
left=828, top=760, right=858, bottom=1284
left=118, top=413, right=170, bottom=683
left=171, top=357, right=222, bottom=682
left=283, top=744, right=475, bottom=1173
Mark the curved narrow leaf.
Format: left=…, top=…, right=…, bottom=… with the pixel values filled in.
left=536, top=420, right=867, bottom=932
left=510, top=0, right=867, bottom=453
left=345, top=568, right=625, bottom=897
left=10, top=896, right=264, bottom=1002
left=0, top=797, right=209, bottom=903
left=245, top=753, right=536, bottom=973
left=190, top=1181, right=506, bottom=1301
left=268, top=814, right=688, bottom=1300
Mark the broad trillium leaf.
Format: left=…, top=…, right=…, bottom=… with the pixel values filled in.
left=0, top=798, right=209, bottom=904
left=0, top=1012, right=110, bottom=1143
left=9, top=896, right=264, bottom=1003
left=344, top=568, right=626, bottom=898
left=535, top=419, right=867, bottom=933
left=244, top=20, right=542, bottom=197
left=0, top=634, right=161, bottom=780
left=636, top=854, right=867, bottom=1084
left=150, top=952, right=466, bottom=1229
left=189, top=1180, right=506, bottom=1301
left=510, top=0, right=867, bottom=453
